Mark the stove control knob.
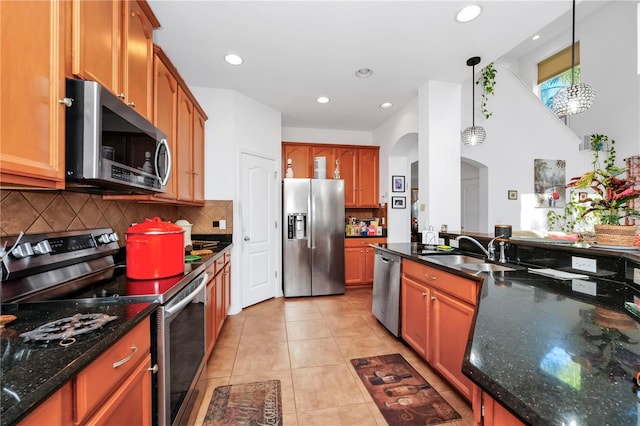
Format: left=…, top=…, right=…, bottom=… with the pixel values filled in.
left=108, top=232, right=119, bottom=243
left=97, top=234, right=111, bottom=245
left=33, top=240, right=52, bottom=255
left=12, top=243, right=34, bottom=259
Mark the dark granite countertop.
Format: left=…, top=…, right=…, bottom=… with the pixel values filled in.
left=0, top=299, right=157, bottom=425
left=373, top=241, right=640, bottom=425
left=0, top=243, right=233, bottom=425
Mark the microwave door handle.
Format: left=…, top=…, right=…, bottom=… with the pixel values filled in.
left=155, top=138, right=172, bottom=187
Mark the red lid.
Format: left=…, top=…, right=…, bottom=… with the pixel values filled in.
left=126, top=217, right=183, bottom=235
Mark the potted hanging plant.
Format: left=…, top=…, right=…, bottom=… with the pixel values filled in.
left=565, top=134, right=640, bottom=246
left=476, top=62, right=497, bottom=119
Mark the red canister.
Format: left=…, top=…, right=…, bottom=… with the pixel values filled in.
left=126, top=217, right=185, bottom=279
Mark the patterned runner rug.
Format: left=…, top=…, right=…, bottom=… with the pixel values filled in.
left=351, top=353, right=461, bottom=425
left=204, top=379, right=282, bottom=426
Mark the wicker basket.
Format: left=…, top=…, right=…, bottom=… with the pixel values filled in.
left=594, top=224, right=637, bottom=246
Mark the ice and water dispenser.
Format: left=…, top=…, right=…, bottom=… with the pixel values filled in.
left=287, top=213, right=307, bottom=239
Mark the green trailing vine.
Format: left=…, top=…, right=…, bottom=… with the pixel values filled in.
left=476, top=63, right=497, bottom=119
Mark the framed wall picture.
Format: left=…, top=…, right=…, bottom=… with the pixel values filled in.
left=579, top=192, right=588, bottom=202
left=391, top=196, right=406, bottom=209
left=392, top=175, right=405, bottom=192
left=508, top=190, right=518, bottom=200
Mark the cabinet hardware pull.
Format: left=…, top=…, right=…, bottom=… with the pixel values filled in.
left=112, top=345, right=138, bottom=368
left=58, top=97, right=73, bottom=107
left=421, top=292, right=426, bottom=297
left=148, top=364, right=159, bottom=374
left=127, top=101, right=136, bottom=107
left=431, top=296, right=436, bottom=301
left=117, top=93, right=126, bottom=99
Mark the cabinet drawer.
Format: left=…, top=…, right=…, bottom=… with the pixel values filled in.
left=345, top=237, right=386, bottom=247
left=75, top=318, right=150, bottom=423
left=403, top=260, right=478, bottom=305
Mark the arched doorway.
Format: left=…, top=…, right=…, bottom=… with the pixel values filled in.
left=388, top=133, right=418, bottom=242
left=460, top=158, right=488, bottom=232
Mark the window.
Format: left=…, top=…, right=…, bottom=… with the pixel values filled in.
left=537, top=42, right=581, bottom=110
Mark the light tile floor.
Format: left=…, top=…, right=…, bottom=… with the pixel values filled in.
left=188, top=289, right=474, bottom=425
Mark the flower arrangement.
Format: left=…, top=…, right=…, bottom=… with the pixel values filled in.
left=566, top=134, right=640, bottom=225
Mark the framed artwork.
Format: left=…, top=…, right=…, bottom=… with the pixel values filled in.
left=579, top=192, right=588, bottom=202
left=508, top=190, right=518, bottom=200
left=392, top=175, right=405, bottom=192
left=534, top=159, right=566, bottom=208
left=391, top=196, right=406, bottom=209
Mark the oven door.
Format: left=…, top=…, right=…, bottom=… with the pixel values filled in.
left=156, top=271, right=208, bottom=426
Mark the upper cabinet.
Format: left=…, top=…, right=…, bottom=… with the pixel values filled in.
left=282, top=142, right=379, bottom=208
left=0, top=0, right=67, bottom=189
left=71, top=0, right=159, bottom=122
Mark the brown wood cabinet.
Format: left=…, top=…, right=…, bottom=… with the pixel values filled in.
left=472, top=386, right=524, bottom=426
left=71, top=0, right=159, bottom=122
left=20, top=318, right=152, bottom=426
left=344, top=237, right=386, bottom=288
left=205, top=253, right=232, bottom=358
left=0, top=0, right=66, bottom=189
left=401, top=260, right=478, bottom=401
left=282, top=142, right=379, bottom=207
left=18, top=383, right=73, bottom=426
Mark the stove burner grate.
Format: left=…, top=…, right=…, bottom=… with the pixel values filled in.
left=20, top=313, right=118, bottom=347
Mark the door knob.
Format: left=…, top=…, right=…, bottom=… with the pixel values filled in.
left=244, top=236, right=251, bottom=241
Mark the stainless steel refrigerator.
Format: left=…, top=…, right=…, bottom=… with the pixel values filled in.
left=283, top=178, right=345, bottom=297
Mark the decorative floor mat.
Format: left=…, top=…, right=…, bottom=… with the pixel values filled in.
left=204, top=379, right=282, bottom=426
left=351, top=353, right=461, bottom=425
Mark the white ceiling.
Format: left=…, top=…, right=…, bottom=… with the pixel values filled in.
left=148, top=1, right=594, bottom=132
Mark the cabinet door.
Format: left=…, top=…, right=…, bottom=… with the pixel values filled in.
left=72, top=0, right=120, bottom=93
left=122, top=0, right=154, bottom=121
left=223, top=261, right=231, bottom=321
left=337, top=147, right=358, bottom=207
left=358, top=147, right=379, bottom=207
left=205, top=274, right=216, bottom=358
left=311, top=145, right=336, bottom=178
left=84, top=355, right=152, bottom=426
left=0, top=0, right=66, bottom=189
left=430, top=289, right=475, bottom=400
left=152, top=49, right=178, bottom=200
left=401, top=275, right=429, bottom=358
left=192, top=109, right=206, bottom=203
left=344, top=247, right=365, bottom=285
left=282, top=143, right=312, bottom=178
left=18, top=382, right=73, bottom=426
left=364, top=247, right=375, bottom=284
left=176, top=87, right=194, bottom=202
left=482, top=392, right=525, bottom=426
left=215, top=271, right=225, bottom=338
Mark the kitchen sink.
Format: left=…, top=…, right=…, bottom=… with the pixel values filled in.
left=420, top=255, right=484, bottom=265
left=458, top=263, right=516, bottom=272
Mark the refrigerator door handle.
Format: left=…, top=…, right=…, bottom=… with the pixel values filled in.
left=309, top=186, right=315, bottom=249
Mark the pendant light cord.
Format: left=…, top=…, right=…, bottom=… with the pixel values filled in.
left=570, top=0, right=576, bottom=85
left=471, top=63, right=475, bottom=126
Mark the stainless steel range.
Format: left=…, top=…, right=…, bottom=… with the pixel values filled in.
left=1, top=228, right=208, bottom=426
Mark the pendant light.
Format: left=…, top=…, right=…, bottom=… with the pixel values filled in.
left=461, top=56, right=486, bottom=146
left=551, top=0, right=596, bottom=116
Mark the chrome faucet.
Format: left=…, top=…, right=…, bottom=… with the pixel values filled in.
left=455, top=235, right=505, bottom=262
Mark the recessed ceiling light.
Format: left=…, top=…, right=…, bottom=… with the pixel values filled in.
left=532, top=34, right=541, bottom=41
left=456, top=5, right=482, bottom=23
left=224, top=53, right=243, bottom=65
left=380, top=102, right=393, bottom=109
left=316, top=96, right=330, bottom=104
left=355, top=68, right=373, bottom=78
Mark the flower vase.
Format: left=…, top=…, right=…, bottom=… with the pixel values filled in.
left=594, top=224, right=637, bottom=246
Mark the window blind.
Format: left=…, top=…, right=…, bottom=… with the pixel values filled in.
left=537, top=42, right=580, bottom=84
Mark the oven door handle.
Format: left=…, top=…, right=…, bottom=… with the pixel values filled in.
left=165, top=272, right=208, bottom=316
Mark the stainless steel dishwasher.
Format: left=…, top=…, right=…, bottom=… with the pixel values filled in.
left=372, top=248, right=401, bottom=336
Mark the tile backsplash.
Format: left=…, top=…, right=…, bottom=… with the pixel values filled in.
left=0, top=190, right=232, bottom=246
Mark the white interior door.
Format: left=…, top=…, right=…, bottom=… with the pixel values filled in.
left=240, top=152, right=276, bottom=308
left=461, top=178, right=479, bottom=231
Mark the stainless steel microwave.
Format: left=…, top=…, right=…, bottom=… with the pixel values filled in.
left=65, top=79, right=171, bottom=194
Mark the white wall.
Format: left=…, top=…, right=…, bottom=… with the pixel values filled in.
left=282, top=127, right=373, bottom=146
left=192, top=87, right=282, bottom=314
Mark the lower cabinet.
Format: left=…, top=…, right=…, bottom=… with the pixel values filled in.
left=472, top=386, right=524, bottom=426
left=401, top=259, right=477, bottom=401
left=344, top=237, right=386, bottom=288
left=205, top=252, right=232, bottom=359
left=19, top=317, right=152, bottom=426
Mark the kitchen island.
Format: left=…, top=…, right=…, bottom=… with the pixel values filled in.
left=374, top=238, right=640, bottom=425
